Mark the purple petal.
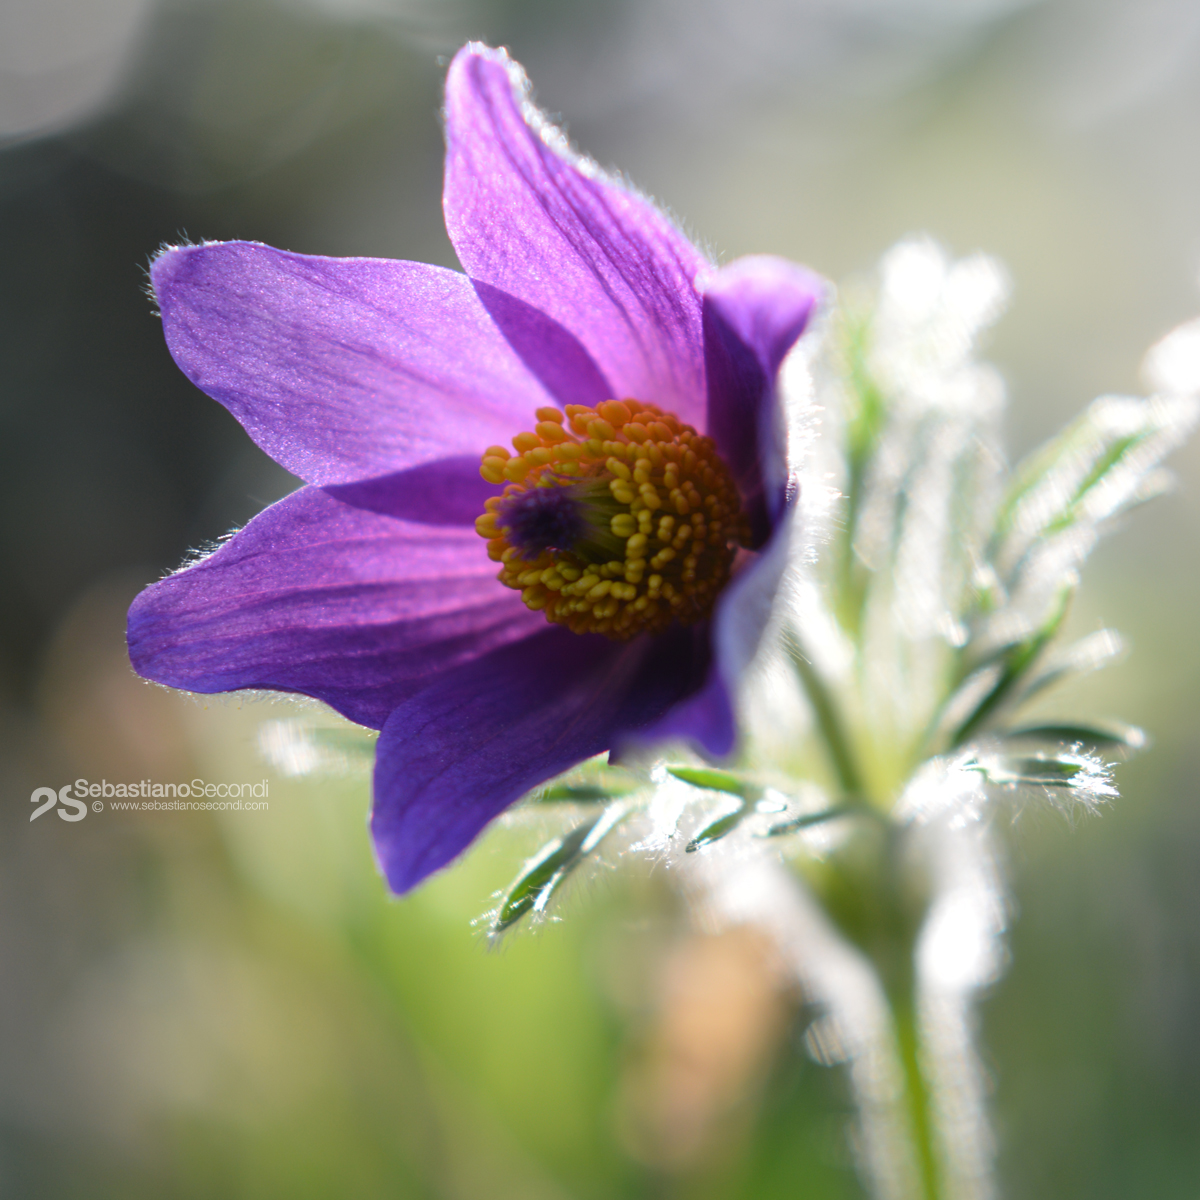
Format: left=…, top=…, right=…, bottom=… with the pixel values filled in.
left=630, top=669, right=737, bottom=759
left=127, top=473, right=543, bottom=729
left=152, top=241, right=558, bottom=486
left=443, top=45, right=710, bottom=427
left=371, top=624, right=710, bottom=893
left=710, top=502, right=798, bottom=701
left=704, top=256, right=825, bottom=381
left=702, top=256, right=825, bottom=541
left=325, top=456, right=499, bottom=526
left=472, top=282, right=613, bottom=410
left=635, top=501, right=801, bottom=758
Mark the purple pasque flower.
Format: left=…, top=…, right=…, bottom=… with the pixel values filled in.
left=127, top=43, right=823, bottom=894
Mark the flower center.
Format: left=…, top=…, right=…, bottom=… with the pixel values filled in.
left=474, top=400, right=751, bottom=640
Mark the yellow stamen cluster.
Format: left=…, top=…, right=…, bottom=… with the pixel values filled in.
left=474, top=399, right=751, bottom=640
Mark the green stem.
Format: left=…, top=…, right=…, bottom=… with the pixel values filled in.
left=887, top=984, right=942, bottom=1200
left=813, top=823, right=946, bottom=1200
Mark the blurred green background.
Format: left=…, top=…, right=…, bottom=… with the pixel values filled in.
left=3, top=0, right=1200, bottom=1195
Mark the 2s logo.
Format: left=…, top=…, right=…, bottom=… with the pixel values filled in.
left=29, top=786, right=87, bottom=822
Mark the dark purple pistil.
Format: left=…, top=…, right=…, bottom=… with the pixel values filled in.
left=497, top=484, right=587, bottom=559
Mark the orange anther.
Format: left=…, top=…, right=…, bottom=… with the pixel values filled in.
left=476, top=399, right=750, bottom=640
left=535, top=421, right=569, bottom=443
left=597, top=400, right=632, bottom=427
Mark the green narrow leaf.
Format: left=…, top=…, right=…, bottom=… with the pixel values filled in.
left=950, top=584, right=1072, bottom=747
left=991, top=394, right=1196, bottom=561
left=987, top=757, right=1086, bottom=785
left=990, top=407, right=1106, bottom=546
left=843, top=308, right=888, bottom=469
left=1043, top=433, right=1143, bottom=536
left=492, top=805, right=628, bottom=933
left=1003, top=722, right=1147, bottom=751
left=667, top=766, right=762, bottom=799
left=666, top=767, right=769, bottom=852
left=685, top=802, right=752, bottom=853
left=762, top=806, right=860, bottom=838
left=1014, top=628, right=1125, bottom=705
left=965, top=753, right=1116, bottom=791
left=784, top=629, right=865, bottom=797
left=836, top=307, right=888, bottom=637
left=533, top=783, right=634, bottom=804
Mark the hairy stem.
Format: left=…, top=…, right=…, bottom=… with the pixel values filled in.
left=886, top=981, right=943, bottom=1200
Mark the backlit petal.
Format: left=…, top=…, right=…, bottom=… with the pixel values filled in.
left=702, top=255, right=825, bottom=541
left=152, top=241, right=557, bottom=485
left=371, top=624, right=709, bottom=892
left=444, top=44, right=709, bottom=427
left=127, top=469, right=542, bottom=729
left=635, top=501, right=800, bottom=758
